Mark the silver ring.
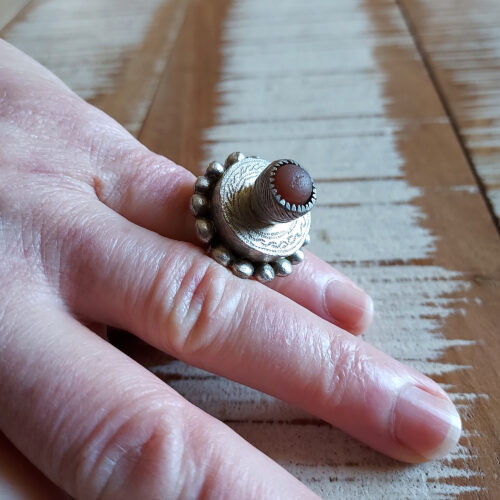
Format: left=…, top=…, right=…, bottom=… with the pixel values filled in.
left=191, top=152, right=316, bottom=282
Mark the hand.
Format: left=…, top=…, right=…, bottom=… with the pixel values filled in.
left=0, top=40, right=461, bottom=499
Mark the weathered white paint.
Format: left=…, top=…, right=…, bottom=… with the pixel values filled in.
left=3, top=0, right=186, bottom=135
left=157, top=0, right=479, bottom=497
left=416, top=0, right=500, bottom=222
left=4, top=0, right=158, bottom=98
left=0, top=0, right=29, bottom=31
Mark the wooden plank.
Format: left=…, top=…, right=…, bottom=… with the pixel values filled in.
left=1, top=0, right=189, bottom=136
left=0, top=0, right=30, bottom=32
left=399, top=0, right=500, bottom=227
left=139, top=0, right=500, bottom=497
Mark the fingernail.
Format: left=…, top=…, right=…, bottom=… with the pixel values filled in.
left=395, top=385, right=462, bottom=460
left=325, top=280, right=374, bottom=332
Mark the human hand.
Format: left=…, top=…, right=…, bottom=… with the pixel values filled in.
left=0, top=40, right=461, bottom=499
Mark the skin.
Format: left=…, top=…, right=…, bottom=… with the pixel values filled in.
left=0, top=40, right=461, bottom=499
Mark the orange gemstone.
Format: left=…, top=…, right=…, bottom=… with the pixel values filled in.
left=273, top=163, right=313, bottom=206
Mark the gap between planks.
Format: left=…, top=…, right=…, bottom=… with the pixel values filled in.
left=395, top=0, right=500, bottom=239
left=136, top=0, right=193, bottom=140
left=0, top=0, right=32, bottom=33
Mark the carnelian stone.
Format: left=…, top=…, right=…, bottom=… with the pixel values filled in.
left=273, top=163, right=313, bottom=206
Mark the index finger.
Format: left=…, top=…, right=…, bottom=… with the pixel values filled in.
left=64, top=201, right=461, bottom=464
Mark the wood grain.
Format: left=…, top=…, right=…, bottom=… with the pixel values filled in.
left=2, top=0, right=499, bottom=498
left=0, top=0, right=30, bottom=31
left=0, top=0, right=189, bottom=136
left=399, top=0, right=500, bottom=227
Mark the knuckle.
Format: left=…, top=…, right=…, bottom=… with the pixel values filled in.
left=95, top=149, right=193, bottom=212
left=74, top=395, right=198, bottom=499
left=160, top=258, right=244, bottom=359
left=322, top=334, right=367, bottom=408
left=126, top=151, right=188, bottom=189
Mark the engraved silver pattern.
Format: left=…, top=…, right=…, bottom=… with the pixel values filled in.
left=212, top=157, right=310, bottom=262
left=191, top=153, right=315, bottom=281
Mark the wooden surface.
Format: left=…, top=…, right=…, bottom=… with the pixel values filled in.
left=0, top=0, right=29, bottom=33
left=400, top=0, right=500, bottom=227
left=1, top=0, right=499, bottom=498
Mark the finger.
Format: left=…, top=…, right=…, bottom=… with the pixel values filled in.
left=91, top=147, right=373, bottom=333
left=0, top=301, right=317, bottom=499
left=65, top=202, right=461, bottom=464
left=270, top=250, right=373, bottom=334
left=94, top=147, right=198, bottom=244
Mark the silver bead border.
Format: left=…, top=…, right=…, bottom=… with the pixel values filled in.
left=191, top=152, right=311, bottom=282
